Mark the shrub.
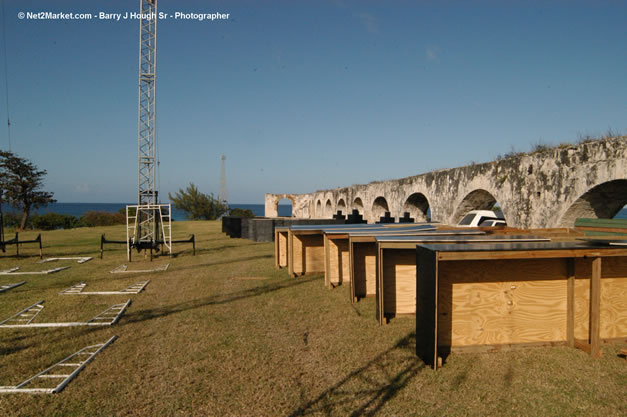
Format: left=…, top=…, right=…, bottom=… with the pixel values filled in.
left=168, top=183, right=228, bottom=220
left=31, top=212, right=82, bottom=230
left=229, top=208, right=255, bottom=218
left=81, top=210, right=126, bottom=227
left=2, top=212, right=24, bottom=228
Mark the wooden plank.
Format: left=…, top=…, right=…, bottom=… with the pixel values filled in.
left=377, top=244, right=384, bottom=325
left=574, top=257, right=627, bottom=341
left=277, top=231, right=288, bottom=268
left=436, top=248, right=627, bottom=261
left=324, top=235, right=330, bottom=287
left=567, top=258, right=575, bottom=348
left=288, top=230, right=295, bottom=277
left=590, top=257, right=601, bottom=358
left=437, top=259, right=568, bottom=347
left=381, top=249, right=417, bottom=318
left=326, top=237, right=349, bottom=287
left=597, top=257, right=627, bottom=340
left=416, top=246, right=438, bottom=369
left=351, top=241, right=377, bottom=299
left=293, top=234, right=325, bottom=276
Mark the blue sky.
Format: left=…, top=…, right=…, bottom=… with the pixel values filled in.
left=0, top=0, right=625, bottom=204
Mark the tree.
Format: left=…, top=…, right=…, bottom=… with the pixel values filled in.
left=0, top=151, right=56, bottom=230
left=168, top=183, right=228, bottom=220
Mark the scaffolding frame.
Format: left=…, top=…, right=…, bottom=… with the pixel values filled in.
left=0, top=266, right=69, bottom=275
left=38, top=257, right=92, bottom=264
left=0, top=281, right=24, bottom=293
left=110, top=263, right=169, bottom=274
left=0, top=336, right=117, bottom=394
left=0, top=300, right=131, bottom=328
left=60, top=280, right=150, bottom=295
left=126, top=203, right=172, bottom=260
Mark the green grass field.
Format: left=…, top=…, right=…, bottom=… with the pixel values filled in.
left=0, top=221, right=625, bottom=416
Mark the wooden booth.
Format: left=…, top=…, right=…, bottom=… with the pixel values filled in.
left=376, top=235, right=550, bottom=325
left=348, top=229, right=482, bottom=302
left=323, top=224, right=439, bottom=288
left=415, top=241, right=627, bottom=369
left=287, top=224, right=383, bottom=277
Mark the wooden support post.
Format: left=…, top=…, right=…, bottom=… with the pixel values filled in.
left=150, top=240, right=153, bottom=262
left=589, top=257, right=602, bottom=358
left=15, top=232, right=19, bottom=257
left=288, top=232, right=295, bottom=277
left=567, top=258, right=575, bottom=348
left=100, top=234, right=105, bottom=259
left=37, top=234, right=42, bottom=259
left=192, top=235, right=196, bottom=256
left=128, top=239, right=132, bottom=263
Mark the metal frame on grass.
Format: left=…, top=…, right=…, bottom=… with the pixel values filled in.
left=0, top=281, right=25, bottom=293
left=38, top=257, right=92, bottom=264
left=110, top=263, right=169, bottom=274
left=0, top=336, right=118, bottom=394
left=0, top=266, right=70, bottom=275
left=60, top=280, right=150, bottom=295
left=0, top=300, right=131, bottom=328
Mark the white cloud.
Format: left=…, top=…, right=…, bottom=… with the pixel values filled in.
left=354, top=12, right=378, bottom=34
left=75, top=183, right=90, bottom=193
left=426, top=45, right=441, bottom=62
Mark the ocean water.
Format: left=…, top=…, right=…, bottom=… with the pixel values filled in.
left=3, top=202, right=284, bottom=221
left=3, top=203, right=625, bottom=221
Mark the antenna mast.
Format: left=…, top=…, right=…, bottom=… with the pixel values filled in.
left=219, top=154, right=228, bottom=208
left=136, top=0, right=158, bottom=243
left=126, top=0, right=171, bottom=260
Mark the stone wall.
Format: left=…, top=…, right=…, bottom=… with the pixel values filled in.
left=266, top=137, right=627, bottom=228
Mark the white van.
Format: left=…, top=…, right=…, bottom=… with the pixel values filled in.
left=457, top=210, right=505, bottom=227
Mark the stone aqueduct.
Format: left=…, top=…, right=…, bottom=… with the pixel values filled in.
left=265, top=138, right=627, bottom=229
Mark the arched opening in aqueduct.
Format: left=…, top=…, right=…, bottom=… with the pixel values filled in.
left=353, top=198, right=364, bottom=213
left=559, top=179, right=627, bottom=227
left=452, top=189, right=505, bottom=225
left=403, top=193, right=430, bottom=222
left=275, top=197, right=293, bottom=217
left=315, top=200, right=322, bottom=217
left=372, top=196, right=389, bottom=220
left=325, top=199, right=333, bottom=218
left=337, top=199, right=347, bottom=215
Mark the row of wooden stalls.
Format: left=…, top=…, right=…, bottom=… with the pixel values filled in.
left=274, top=221, right=627, bottom=369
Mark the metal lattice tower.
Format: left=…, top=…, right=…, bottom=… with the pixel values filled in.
left=219, top=154, right=228, bottom=208
left=136, top=0, right=159, bottom=244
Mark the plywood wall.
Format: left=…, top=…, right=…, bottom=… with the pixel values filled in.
left=438, top=258, right=568, bottom=347
left=292, top=234, right=325, bottom=275
left=328, top=239, right=350, bottom=285
left=352, top=243, right=377, bottom=298
left=574, top=257, right=627, bottom=340
left=381, top=249, right=416, bottom=316
left=278, top=232, right=288, bottom=268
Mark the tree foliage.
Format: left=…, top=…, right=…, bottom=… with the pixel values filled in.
left=168, top=183, right=228, bottom=220
left=0, top=151, right=56, bottom=230
left=229, top=208, right=255, bottom=218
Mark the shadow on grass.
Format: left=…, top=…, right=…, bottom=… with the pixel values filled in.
left=289, top=332, right=424, bottom=417
left=173, top=254, right=274, bottom=271
left=123, top=275, right=321, bottom=325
